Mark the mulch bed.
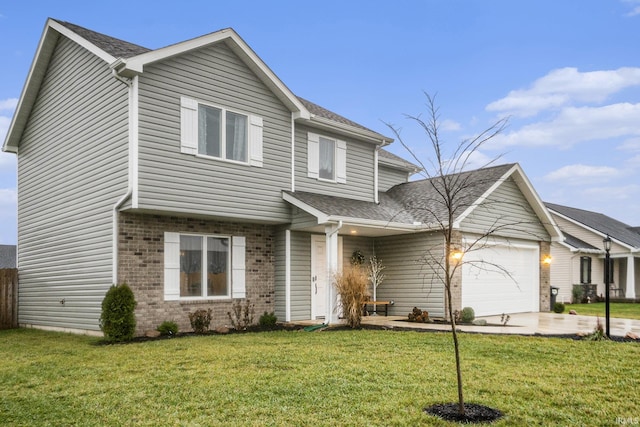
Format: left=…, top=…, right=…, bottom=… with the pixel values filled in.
left=425, top=402, right=503, bottom=424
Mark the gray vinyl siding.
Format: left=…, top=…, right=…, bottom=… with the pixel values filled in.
left=136, top=42, right=292, bottom=222
left=549, top=242, right=574, bottom=302
left=342, top=236, right=374, bottom=268
left=288, top=231, right=312, bottom=320
left=17, top=37, right=129, bottom=331
left=294, top=124, right=376, bottom=202
left=374, top=232, right=445, bottom=318
left=461, top=177, right=550, bottom=241
left=378, top=165, right=409, bottom=192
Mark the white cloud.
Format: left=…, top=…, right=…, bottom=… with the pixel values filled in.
left=488, top=102, right=640, bottom=148
left=580, top=183, right=640, bottom=201
left=544, top=164, right=622, bottom=185
left=623, top=0, right=640, bottom=16
left=0, top=98, right=18, bottom=111
left=0, top=188, right=17, bottom=216
left=0, top=115, right=10, bottom=144
left=0, top=151, right=16, bottom=170
left=486, top=67, right=640, bottom=117
left=617, top=137, right=640, bottom=151
left=440, top=119, right=461, bottom=132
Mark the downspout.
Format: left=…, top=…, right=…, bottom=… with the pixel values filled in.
left=111, top=67, right=134, bottom=284
left=112, top=189, right=132, bottom=283
left=374, top=147, right=379, bottom=204
left=291, top=113, right=295, bottom=192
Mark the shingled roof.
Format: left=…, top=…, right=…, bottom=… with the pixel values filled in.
left=285, top=163, right=520, bottom=228
left=52, top=20, right=390, bottom=142
left=53, top=19, right=151, bottom=58
left=386, top=163, right=516, bottom=225
left=545, top=202, right=640, bottom=249
left=0, top=245, right=16, bottom=268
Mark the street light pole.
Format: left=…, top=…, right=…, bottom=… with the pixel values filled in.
left=603, top=235, right=612, bottom=338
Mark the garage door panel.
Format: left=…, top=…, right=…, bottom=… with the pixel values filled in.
left=462, top=244, right=539, bottom=316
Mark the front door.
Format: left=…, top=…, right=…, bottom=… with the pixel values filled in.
left=311, top=235, right=327, bottom=319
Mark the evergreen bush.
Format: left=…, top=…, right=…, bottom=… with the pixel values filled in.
left=99, top=283, right=137, bottom=342
left=460, top=307, right=475, bottom=324
left=157, top=320, right=179, bottom=336
left=259, top=311, right=278, bottom=327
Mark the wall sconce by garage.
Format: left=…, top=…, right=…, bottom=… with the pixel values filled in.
left=450, top=249, right=464, bottom=262
left=542, top=255, right=552, bottom=265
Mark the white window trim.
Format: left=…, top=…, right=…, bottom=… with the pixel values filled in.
left=180, top=96, right=263, bottom=167
left=164, top=231, right=246, bottom=301
left=307, top=132, right=346, bottom=184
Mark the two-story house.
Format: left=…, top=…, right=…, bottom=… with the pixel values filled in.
left=3, top=19, right=560, bottom=335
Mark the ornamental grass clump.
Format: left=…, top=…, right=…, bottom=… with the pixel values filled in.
left=334, top=264, right=370, bottom=328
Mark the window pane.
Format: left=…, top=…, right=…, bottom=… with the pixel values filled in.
left=319, top=137, right=335, bottom=180
left=180, top=236, right=203, bottom=297
left=226, top=112, right=247, bottom=162
left=207, top=237, right=229, bottom=296
left=198, top=105, right=221, bottom=157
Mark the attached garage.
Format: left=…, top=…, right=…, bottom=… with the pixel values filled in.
left=461, top=240, right=540, bottom=317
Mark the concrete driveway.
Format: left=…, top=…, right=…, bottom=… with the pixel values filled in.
left=361, top=312, right=640, bottom=337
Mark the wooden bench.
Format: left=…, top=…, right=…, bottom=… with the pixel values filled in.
left=363, top=301, right=390, bottom=316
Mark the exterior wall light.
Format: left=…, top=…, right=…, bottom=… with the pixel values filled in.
left=603, top=234, right=612, bottom=338
left=542, top=255, right=552, bottom=265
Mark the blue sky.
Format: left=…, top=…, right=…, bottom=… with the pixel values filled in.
left=1, top=1, right=640, bottom=244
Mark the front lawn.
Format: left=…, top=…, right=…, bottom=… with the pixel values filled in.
left=1, top=328, right=639, bottom=426
left=567, top=302, right=640, bottom=320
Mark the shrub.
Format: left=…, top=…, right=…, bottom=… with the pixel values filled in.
left=227, top=300, right=255, bottom=330
left=334, top=264, right=369, bottom=328
left=553, top=302, right=566, bottom=313
left=157, top=320, right=179, bottom=336
left=460, top=307, right=475, bottom=324
left=99, top=283, right=137, bottom=342
left=189, top=309, right=212, bottom=334
left=259, top=311, right=277, bottom=327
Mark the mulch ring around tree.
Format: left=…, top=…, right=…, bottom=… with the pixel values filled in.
left=425, top=402, right=503, bottom=424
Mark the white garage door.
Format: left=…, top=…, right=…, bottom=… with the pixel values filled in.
left=461, top=242, right=540, bottom=317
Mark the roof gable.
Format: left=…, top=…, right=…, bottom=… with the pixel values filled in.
left=284, top=163, right=561, bottom=240
left=546, top=202, right=640, bottom=249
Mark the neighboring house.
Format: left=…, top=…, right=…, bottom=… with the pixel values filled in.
left=0, top=245, right=17, bottom=269
left=546, top=203, right=640, bottom=303
left=2, top=19, right=560, bottom=335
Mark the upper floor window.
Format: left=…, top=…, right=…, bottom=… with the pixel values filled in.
left=319, top=136, right=335, bottom=180
left=180, top=96, right=263, bottom=167
left=307, top=132, right=346, bottom=183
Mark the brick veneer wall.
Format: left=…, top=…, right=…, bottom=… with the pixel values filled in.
left=539, top=240, right=551, bottom=311
left=118, top=212, right=275, bottom=335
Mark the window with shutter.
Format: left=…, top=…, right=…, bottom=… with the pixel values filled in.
left=180, top=96, right=263, bottom=167
left=163, top=232, right=245, bottom=301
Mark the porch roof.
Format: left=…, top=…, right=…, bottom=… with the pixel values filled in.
left=562, top=232, right=601, bottom=253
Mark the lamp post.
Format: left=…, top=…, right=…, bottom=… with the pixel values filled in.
left=603, top=235, right=612, bottom=338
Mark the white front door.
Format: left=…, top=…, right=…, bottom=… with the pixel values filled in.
left=311, top=235, right=327, bottom=319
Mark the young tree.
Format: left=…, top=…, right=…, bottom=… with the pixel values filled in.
left=386, top=93, right=523, bottom=420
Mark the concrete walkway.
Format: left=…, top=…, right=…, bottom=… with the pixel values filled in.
left=357, top=312, right=640, bottom=337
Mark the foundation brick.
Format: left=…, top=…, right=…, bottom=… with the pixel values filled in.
left=117, top=212, right=275, bottom=335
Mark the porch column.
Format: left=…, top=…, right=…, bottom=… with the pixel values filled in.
left=626, top=255, right=636, bottom=299
left=325, top=222, right=342, bottom=324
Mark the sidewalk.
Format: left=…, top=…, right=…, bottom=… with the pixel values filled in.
left=358, top=312, right=640, bottom=337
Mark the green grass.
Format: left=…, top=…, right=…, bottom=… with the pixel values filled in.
left=1, top=328, right=639, bottom=426
left=567, top=302, right=640, bottom=320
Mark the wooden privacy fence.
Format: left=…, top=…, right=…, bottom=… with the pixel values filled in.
left=0, top=269, right=18, bottom=330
